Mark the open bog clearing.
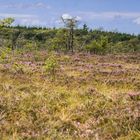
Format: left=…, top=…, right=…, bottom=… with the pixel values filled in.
left=1, top=1, right=140, bottom=139
left=0, top=52, right=139, bottom=140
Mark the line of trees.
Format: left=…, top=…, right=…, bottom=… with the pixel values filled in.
left=0, top=17, right=140, bottom=54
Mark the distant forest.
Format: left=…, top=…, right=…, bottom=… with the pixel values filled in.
left=0, top=24, right=140, bottom=54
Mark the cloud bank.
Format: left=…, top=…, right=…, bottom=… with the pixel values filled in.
left=77, top=11, right=140, bottom=25
left=1, top=11, right=140, bottom=27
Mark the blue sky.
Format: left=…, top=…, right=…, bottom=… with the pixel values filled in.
left=0, top=0, right=140, bottom=34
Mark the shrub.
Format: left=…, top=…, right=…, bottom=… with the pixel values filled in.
left=85, top=40, right=103, bottom=54
left=0, top=47, right=12, bottom=63
left=44, top=53, right=59, bottom=79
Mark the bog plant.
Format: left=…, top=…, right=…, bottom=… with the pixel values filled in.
left=85, top=40, right=102, bottom=54
left=11, top=62, right=25, bottom=74
left=85, top=36, right=109, bottom=54
left=44, top=53, right=59, bottom=79
left=0, top=47, right=12, bottom=63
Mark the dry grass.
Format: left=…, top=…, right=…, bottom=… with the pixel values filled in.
left=0, top=51, right=140, bottom=140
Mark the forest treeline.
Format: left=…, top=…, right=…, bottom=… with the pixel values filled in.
left=0, top=24, right=140, bottom=54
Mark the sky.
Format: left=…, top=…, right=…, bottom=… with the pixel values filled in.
left=0, top=0, right=140, bottom=34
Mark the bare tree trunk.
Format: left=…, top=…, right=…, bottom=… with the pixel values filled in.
left=71, top=27, right=74, bottom=52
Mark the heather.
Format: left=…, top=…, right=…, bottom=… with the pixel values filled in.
left=0, top=50, right=139, bottom=140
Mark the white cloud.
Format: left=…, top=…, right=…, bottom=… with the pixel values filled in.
left=75, top=16, right=82, bottom=21
left=0, top=13, right=36, bottom=18
left=18, top=19, right=41, bottom=26
left=0, top=2, right=51, bottom=9
left=75, top=11, right=140, bottom=26
left=77, top=11, right=140, bottom=20
left=133, top=17, right=140, bottom=25
left=62, top=14, right=73, bottom=19
left=62, top=13, right=82, bottom=21
left=35, top=2, right=51, bottom=9
left=0, top=13, right=46, bottom=26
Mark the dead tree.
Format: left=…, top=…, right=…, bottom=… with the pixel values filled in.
left=61, top=16, right=79, bottom=52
